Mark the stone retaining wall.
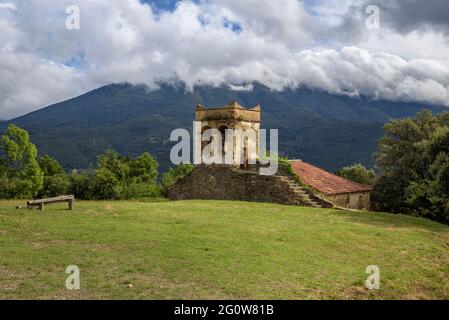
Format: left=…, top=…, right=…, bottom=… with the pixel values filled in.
left=167, top=164, right=333, bottom=208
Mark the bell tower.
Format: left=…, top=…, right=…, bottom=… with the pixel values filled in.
left=195, top=101, right=261, bottom=166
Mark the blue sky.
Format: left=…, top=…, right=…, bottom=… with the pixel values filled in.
left=140, top=0, right=180, bottom=11
left=0, top=0, right=449, bottom=119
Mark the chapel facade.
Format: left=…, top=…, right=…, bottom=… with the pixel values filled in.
left=195, top=101, right=260, bottom=167
left=169, top=101, right=372, bottom=211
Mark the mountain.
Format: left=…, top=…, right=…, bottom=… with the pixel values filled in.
left=1, top=82, right=446, bottom=173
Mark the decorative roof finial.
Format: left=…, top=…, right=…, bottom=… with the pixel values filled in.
left=195, top=103, right=205, bottom=110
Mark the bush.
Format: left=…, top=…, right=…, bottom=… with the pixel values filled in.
left=128, top=152, right=159, bottom=184
left=114, top=183, right=163, bottom=200
left=91, top=168, right=119, bottom=200
left=0, top=177, right=37, bottom=199
left=39, top=174, right=70, bottom=198
left=336, top=164, right=376, bottom=186
left=0, top=177, right=14, bottom=199
left=68, top=171, right=92, bottom=200
left=38, top=155, right=64, bottom=176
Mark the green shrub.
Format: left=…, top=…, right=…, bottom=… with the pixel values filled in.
left=68, top=171, right=93, bottom=200
left=39, top=174, right=70, bottom=198
left=0, top=177, right=14, bottom=199
left=114, top=183, right=163, bottom=200
left=91, top=168, right=119, bottom=200
left=336, top=164, right=376, bottom=186
left=38, top=155, right=64, bottom=176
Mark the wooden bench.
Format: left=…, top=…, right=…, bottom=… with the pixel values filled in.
left=27, top=195, right=75, bottom=211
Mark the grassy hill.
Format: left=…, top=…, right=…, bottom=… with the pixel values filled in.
left=2, top=82, right=445, bottom=172
left=1, top=200, right=448, bottom=300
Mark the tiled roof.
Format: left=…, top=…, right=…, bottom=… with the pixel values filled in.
left=289, top=160, right=373, bottom=195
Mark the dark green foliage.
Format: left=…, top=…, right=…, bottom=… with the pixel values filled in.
left=128, top=152, right=159, bottom=184
left=0, top=126, right=164, bottom=200
left=336, top=164, right=376, bottom=186
left=161, top=164, right=194, bottom=194
left=373, top=110, right=449, bottom=224
left=97, top=150, right=130, bottom=181
left=0, top=157, right=7, bottom=176
left=38, top=155, right=64, bottom=176
left=2, top=83, right=445, bottom=173
left=96, top=150, right=159, bottom=184
left=91, top=168, right=119, bottom=200
left=38, top=174, right=70, bottom=198
left=0, top=125, right=43, bottom=198
left=404, top=125, right=449, bottom=223
left=68, top=171, right=93, bottom=200
left=37, top=155, right=70, bottom=198
left=90, top=150, right=161, bottom=200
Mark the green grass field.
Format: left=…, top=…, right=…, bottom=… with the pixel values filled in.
left=0, top=200, right=448, bottom=300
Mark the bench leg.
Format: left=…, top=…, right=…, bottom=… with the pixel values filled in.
left=38, top=203, right=44, bottom=212
left=68, top=199, right=75, bottom=210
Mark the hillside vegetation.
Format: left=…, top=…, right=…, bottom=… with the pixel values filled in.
left=1, top=200, right=448, bottom=300
left=2, top=83, right=445, bottom=172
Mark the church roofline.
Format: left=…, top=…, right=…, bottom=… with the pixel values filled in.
left=289, top=160, right=373, bottom=195
left=195, top=101, right=261, bottom=122
left=195, top=101, right=261, bottom=112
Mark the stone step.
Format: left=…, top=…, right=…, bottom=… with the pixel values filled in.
left=306, top=202, right=321, bottom=208
left=276, top=175, right=324, bottom=208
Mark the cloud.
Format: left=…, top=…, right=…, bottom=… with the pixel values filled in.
left=292, top=47, right=449, bottom=106
left=0, top=0, right=448, bottom=119
left=229, top=83, right=254, bottom=92
left=359, top=0, right=449, bottom=35
left=0, top=51, right=89, bottom=119
left=0, top=2, right=15, bottom=10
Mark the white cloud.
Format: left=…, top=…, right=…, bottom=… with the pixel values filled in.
left=0, top=2, right=15, bottom=10
left=0, top=51, right=89, bottom=119
left=0, top=0, right=448, bottom=119
left=229, top=83, right=254, bottom=92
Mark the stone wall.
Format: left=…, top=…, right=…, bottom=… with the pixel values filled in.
left=167, top=164, right=334, bottom=208
left=326, top=192, right=371, bottom=210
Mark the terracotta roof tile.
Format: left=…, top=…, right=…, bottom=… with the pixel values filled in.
left=289, top=160, right=373, bottom=195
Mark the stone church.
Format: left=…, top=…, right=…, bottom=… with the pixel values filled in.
left=168, top=101, right=372, bottom=210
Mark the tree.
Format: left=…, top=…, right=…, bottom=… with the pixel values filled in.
left=373, top=110, right=449, bottom=223
left=89, top=150, right=161, bottom=200
left=336, top=164, right=376, bottom=186
left=37, top=155, right=69, bottom=198
left=405, top=126, right=449, bottom=223
left=91, top=168, right=119, bottom=200
left=39, top=174, right=71, bottom=198
left=38, top=155, right=64, bottom=176
left=0, top=125, right=43, bottom=198
left=97, top=150, right=129, bottom=181
left=128, top=152, right=159, bottom=184
left=68, top=171, right=92, bottom=200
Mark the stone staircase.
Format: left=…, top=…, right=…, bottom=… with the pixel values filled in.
left=274, top=175, right=334, bottom=209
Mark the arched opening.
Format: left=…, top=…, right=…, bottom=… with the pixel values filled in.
left=344, top=194, right=350, bottom=207
left=357, top=195, right=364, bottom=210
left=201, top=126, right=211, bottom=156
left=239, top=133, right=250, bottom=169
left=218, top=125, right=228, bottom=162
